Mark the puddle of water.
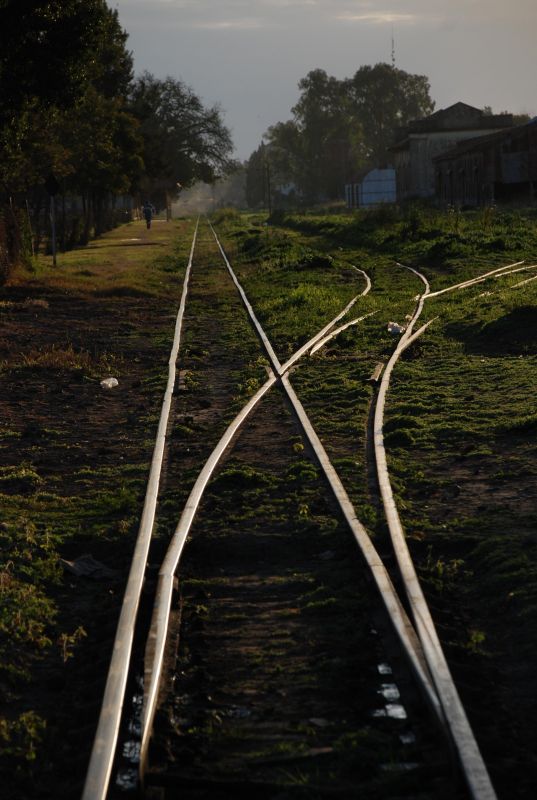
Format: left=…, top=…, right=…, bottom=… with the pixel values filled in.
left=308, top=717, right=330, bottom=728
left=373, top=704, right=407, bottom=720
left=128, top=717, right=141, bottom=737
left=372, top=708, right=387, bottom=718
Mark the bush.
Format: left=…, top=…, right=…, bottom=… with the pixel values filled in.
left=212, top=207, right=240, bottom=225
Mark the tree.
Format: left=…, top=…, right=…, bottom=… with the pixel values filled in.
left=0, top=1, right=124, bottom=121
left=344, top=63, right=434, bottom=165
left=258, top=63, right=435, bottom=203
left=130, top=73, right=234, bottom=205
left=0, top=0, right=141, bottom=258
left=245, top=145, right=265, bottom=209
left=290, top=69, right=352, bottom=199
left=0, top=2, right=136, bottom=191
left=63, top=88, right=143, bottom=237
left=246, top=135, right=304, bottom=209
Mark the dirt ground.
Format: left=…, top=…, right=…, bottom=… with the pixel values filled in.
left=0, top=219, right=193, bottom=798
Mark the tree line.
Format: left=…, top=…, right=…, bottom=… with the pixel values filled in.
left=246, top=63, right=434, bottom=208
left=0, top=0, right=233, bottom=279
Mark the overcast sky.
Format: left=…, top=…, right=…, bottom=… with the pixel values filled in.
left=115, top=0, right=536, bottom=160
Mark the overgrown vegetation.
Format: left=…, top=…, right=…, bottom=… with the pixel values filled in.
left=212, top=206, right=537, bottom=797
left=269, top=205, right=537, bottom=273
left=2, top=206, right=536, bottom=795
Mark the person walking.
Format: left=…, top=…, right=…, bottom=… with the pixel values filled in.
left=142, top=201, right=154, bottom=229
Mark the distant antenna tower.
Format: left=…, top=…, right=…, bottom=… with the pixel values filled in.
left=391, top=25, right=396, bottom=68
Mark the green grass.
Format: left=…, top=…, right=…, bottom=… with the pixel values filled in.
left=212, top=207, right=537, bottom=794
left=2, top=205, right=536, bottom=793
left=10, top=218, right=195, bottom=298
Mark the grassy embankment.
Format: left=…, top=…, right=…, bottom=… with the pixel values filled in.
left=0, top=217, right=197, bottom=791
left=212, top=205, right=537, bottom=796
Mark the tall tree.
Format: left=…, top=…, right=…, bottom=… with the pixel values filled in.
left=291, top=69, right=352, bottom=198
left=0, top=1, right=122, bottom=120
left=258, top=63, right=435, bottom=203
left=245, top=145, right=267, bottom=209
left=0, top=0, right=136, bottom=197
left=344, top=63, right=434, bottom=165
left=130, top=73, right=234, bottom=205
left=0, top=0, right=140, bottom=266
left=63, top=89, right=143, bottom=236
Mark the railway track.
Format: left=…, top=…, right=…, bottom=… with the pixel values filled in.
left=82, top=218, right=498, bottom=799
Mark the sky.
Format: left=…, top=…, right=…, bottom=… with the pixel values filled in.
left=115, top=0, right=536, bottom=161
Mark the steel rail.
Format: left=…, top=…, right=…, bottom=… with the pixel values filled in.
left=400, top=317, right=438, bottom=353
left=374, top=263, right=497, bottom=800
left=279, top=372, right=442, bottom=718
left=350, top=265, right=372, bottom=295
left=140, top=223, right=451, bottom=772
left=206, top=224, right=444, bottom=713
left=281, top=292, right=368, bottom=371
left=140, top=245, right=384, bottom=768
left=426, top=260, right=524, bottom=299
left=310, top=311, right=378, bottom=355
left=140, top=372, right=277, bottom=771
left=81, top=218, right=200, bottom=800
left=511, top=272, right=537, bottom=289
left=493, top=263, right=537, bottom=278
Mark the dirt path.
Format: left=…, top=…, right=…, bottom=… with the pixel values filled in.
left=0, top=220, right=194, bottom=799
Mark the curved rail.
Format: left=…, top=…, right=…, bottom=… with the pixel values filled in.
left=82, top=219, right=200, bottom=800
left=82, top=222, right=506, bottom=799
left=426, top=260, right=524, bottom=300
left=206, top=224, right=444, bottom=710
left=140, top=246, right=384, bottom=765
left=350, top=265, right=372, bottom=295
left=511, top=272, right=537, bottom=289
left=493, top=263, right=537, bottom=278
left=310, top=311, right=378, bottom=355
left=374, top=263, right=497, bottom=799
left=141, top=373, right=277, bottom=768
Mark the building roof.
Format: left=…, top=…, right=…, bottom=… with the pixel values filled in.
left=433, top=116, right=537, bottom=164
left=390, top=102, right=513, bottom=151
